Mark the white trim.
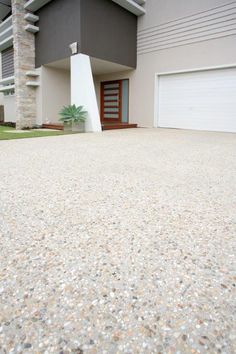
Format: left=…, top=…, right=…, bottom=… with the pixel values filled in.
left=24, top=0, right=52, bottom=11
left=0, top=15, right=12, bottom=30
left=156, top=63, right=236, bottom=77
left=24, top=24, right=39, bottom=33
left=0, top=35, right=13, bottom=52
left=0, top=84, right=15, bottom=92
left=0, top=26, right=13, bottom=40
left=26, top=70, right=40, bottom=77
left=24, top=13, right=39, bottom=23
left=153, top=73, right=159, bottom=128
left=0, top=76, right=14, bottom=85
left=134, top=0, right=146, bottom=4
left=154, top=63, right=236, bottom=128
left=25, top=0, right=145, bottom=15
left=26, top=81, right=40, bottom=87
left=112, top=0, right=145, bottom=16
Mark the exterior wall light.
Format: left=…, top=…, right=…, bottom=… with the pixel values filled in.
left=69, top=42, right=78, bottom=55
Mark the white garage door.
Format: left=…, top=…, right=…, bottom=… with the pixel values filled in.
left=158, top=68, right=236, bottom=133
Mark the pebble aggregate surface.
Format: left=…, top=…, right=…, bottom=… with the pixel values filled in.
left=0, top=128, right=235, bottom=354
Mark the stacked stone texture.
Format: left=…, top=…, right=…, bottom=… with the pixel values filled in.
left=12, top=0, right=36, bottom=129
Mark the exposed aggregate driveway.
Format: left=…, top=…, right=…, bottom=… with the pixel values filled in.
left=0, top=128, right=236, bottom=354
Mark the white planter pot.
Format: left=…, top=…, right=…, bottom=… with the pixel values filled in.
left=63, top=122, right=72, bottom=132
left=72, top=121, right=85, bottom=133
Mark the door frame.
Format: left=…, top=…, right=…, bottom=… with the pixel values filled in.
left=100, top=80, right=122, bottom=123
left=154, top=63, right=236, bottom=128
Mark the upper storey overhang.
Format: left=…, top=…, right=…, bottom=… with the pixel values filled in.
left=111, top=0, right=145, bottom=16
left=24, top=0, right=145, bottom=16
left=32, top=0, right=138, bottom=68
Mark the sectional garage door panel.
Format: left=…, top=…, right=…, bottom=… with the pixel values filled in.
left=158, top=68, right=236, bottom=133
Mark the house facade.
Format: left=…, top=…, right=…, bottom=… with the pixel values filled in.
left=0, top=0, right=236, bottom=132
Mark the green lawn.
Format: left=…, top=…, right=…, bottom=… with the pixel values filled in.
left=0, top=125, right=75, bottom=140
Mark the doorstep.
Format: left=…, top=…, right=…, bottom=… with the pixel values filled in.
left=42, top=123, right=64, bottom=130
left=42, top=122, right=138, bottom=131
left=102, top=123, right=138, bottom=130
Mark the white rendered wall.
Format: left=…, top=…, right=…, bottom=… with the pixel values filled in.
left=93, top=77, right=100, bottom=112
left=71, top=54, right=101, bottom=132
left=4, top=95, right=16, bottom=122
left=0, top=54, right=4, bottom=106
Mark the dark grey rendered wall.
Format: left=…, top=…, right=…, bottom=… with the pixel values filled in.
left=35, top=0, right=137, bottom=68
left=35, top=0, right=81, bottom=67
left=80, top=0, right=137, bottom=68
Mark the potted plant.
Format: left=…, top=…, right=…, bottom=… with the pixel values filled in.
left=59, top=104, right=87, bottom=132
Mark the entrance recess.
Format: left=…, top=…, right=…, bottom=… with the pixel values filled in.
left=101, top=80, right=122, bottom=123
left=100, top=79, right=137, bottom=130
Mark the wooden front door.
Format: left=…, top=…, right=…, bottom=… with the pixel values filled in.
left=101, top=80, right=122, bottom=123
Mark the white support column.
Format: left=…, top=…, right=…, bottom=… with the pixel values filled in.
left=70, top=54, right=101, bottom=132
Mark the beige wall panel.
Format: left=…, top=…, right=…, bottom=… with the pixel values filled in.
left=139, top=0, right=235, bottom=31
left=134, top=34, right=236, bottom=127
left=41, top=66, right=70, bottom=124
left=35, top=68, right=43, bottom=125
left=93, top=33, right=236, bottom=127
left=132, top=0, right=236, bottom=127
